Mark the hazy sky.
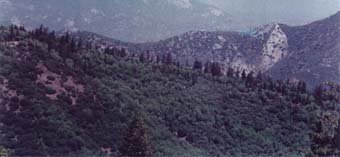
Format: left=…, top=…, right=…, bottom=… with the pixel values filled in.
left=200, top=0, right=340, bottom=26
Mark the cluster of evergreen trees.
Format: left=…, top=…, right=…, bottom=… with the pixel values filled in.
left=119, top=114, right=153, bottom=156
left=310, top=113, right=340, bottom=156
left=0, top=25, right=155, bottom=156
left=0, top=25, right=339, bottom=156
left=137, top=51, right=175, bottom=67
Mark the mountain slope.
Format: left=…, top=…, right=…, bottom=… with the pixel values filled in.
left=0, top=0, right=235, bottom=42
left=268, top=12, right=340, bottom=87
left=78, top=11, right=340, bottom=87
left=4, top=1, right=337, bottom=87
left=1, top=26, right=340, bottom=156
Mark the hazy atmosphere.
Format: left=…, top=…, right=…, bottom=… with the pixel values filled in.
left=201, top=0, right=340, bottom=26
left=0, top=0, right=340, bottom=156
left=0, top=0, right=339, bottom=42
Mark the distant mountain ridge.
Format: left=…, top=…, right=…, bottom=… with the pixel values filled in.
left=75, top=11, right=340, bottom=87
left=0, top=0, right=238, bottom=42
left=269, top=11, right=340, bottom=86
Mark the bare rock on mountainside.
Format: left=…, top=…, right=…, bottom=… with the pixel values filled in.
left=74, top=11, right=340, bottom=87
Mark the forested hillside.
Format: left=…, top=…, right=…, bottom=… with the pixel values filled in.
left=0, top=25, right=339, bottom=156
left=71, top=11, right=340, bottom=88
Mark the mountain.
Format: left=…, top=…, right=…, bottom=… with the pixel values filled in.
left=0, top=0, right=236, bottom=42
left=76, top=11, right=340, bottom=87
left=1, top=25, right=340, bottom=156
left=269, top=12, right=340, bottom=87
left=3, top=1, right=338, bottom=87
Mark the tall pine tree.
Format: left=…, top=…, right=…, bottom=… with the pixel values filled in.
left=119, top=114, right=153, bottom=157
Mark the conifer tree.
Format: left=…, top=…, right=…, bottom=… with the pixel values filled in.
left=204, top=62, right=211, bottom=74
left=120, top=48, right=127, bottom=57
left=298, top=81, right=307, bottom=93
left=211, top=62, right=222, bottom=77
left=227, top=67, right=234, bottom=77
left=314, top=85, right=324, bottom=103
left=77, top=38, right=83, bottom=48
left=9, top=25, right=15, bottom=40
left=235, top=70, right=240, bottom=78
left=245, top=71, right=254, bottom=88
left=310, top=115, right=339, bottom=156
left=119, top=114, right=153, bottom=157
left=146, top=50, right=150, bottom=63
left=163, top=53, right=172, bottom=65
left=193, top=60, right=203, bottom=72
left=139, top=53, right=146, bottom=63
left=255, top=71, right=263, bottom=83
left=333, top=119, right=340, bottom=155
left=241, top=70, right=247, bottom=80
left=156, top=55, right=161, bottom=64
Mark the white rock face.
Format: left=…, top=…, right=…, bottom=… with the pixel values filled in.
left=213, top=43, right=223, bottom=50
left=251, top=23, right=276, bottom=39
left=169, top=0, right=192, bottom=9
left=217, top=35, right=226, bottom=42
left=210, top=8, right=224, bottom=16
left=230, top=58, right=256, bottom=73
left=260, top=24, right=288, bottom=71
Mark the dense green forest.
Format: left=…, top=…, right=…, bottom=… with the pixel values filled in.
left=0, top=25, right=339, bottom=156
